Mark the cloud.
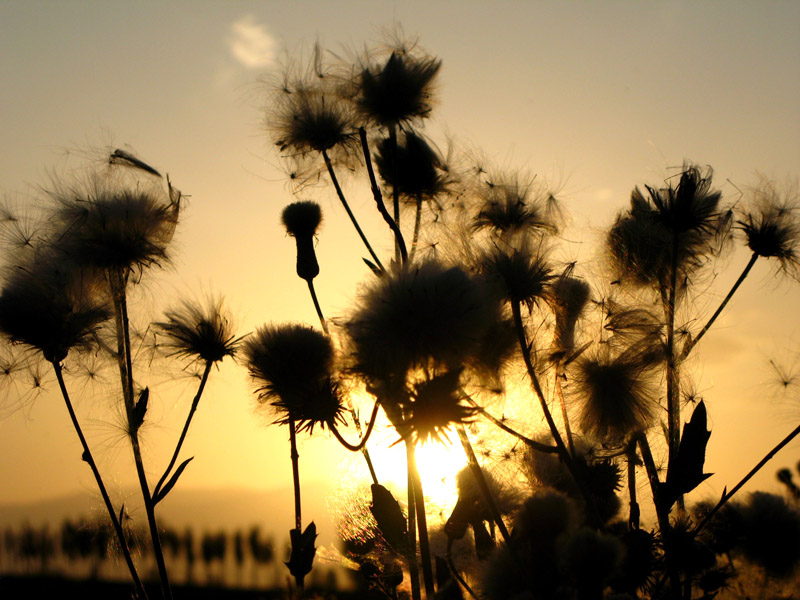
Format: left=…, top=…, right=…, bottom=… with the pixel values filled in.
left=229, top=15, right=276, bottom=69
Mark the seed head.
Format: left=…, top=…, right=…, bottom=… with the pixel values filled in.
left=0, top=250, right=110, bottom=364
left=738, top=177, right=800, bottom=279
left=478, top=241, right=554, bottom=309
left=355, top=47, right=441, bottom=128
left=374, top=130, right=450, bottom=201
left=281, top=201, right=323, bottom=238
left=156, top=296, right=241, bottom=365
left=473, top=172, right=559, bottom=237
left=244, top=324, right=344, bottom=432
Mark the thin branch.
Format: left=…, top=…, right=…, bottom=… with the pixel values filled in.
left=328, top=400, right=381, bottom=451
left=464, top=396, right=559, bottom=454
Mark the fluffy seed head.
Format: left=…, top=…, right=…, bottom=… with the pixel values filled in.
left=374, top=130, right=450, bottom=201
left=571, top=342, right=661, bottom=444
left=281, top=201, right=323, bottom=238
left=156, top=296, right=241, bottom=364
left=244, top=324, right=344, bottom=432
left=355, top=48, right=441, bottom=128
left=0, top=251, right=110, bottom=363
left=479, top=241, right=554, bottom=309
left=49, top=168, right=181, bottom=275
left=344, top=261, right=505, bottom=384
left=472, top=172, right=560, bottom=237
left=398, top=369, right=476, bottom=444
left=738, top=177, right=800, bottom=278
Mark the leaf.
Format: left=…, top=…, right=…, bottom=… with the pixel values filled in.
left=370, top=483, right=409, bottom=554
left=662, top=401, right=713, bottom=508
left=153, top=456, right=194, bottom=505
left=363, top=258, right=382, bottom=276
left=131, top=387, right=149, bottom=432
left=286, top=522, right=317, bottom=586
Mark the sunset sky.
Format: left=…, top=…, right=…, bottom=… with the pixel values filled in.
left=1, top=0, right=799, bottom=539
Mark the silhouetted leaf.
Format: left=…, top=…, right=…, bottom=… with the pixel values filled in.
left=662, top=401, right=713, bottom=508
left=370, top=483, right=409, bottom=554
left=153, top=457, right=193, bottom=505
left=286, top=522, right=317, bottom=585
left=131, top=387, right=149, bottom=432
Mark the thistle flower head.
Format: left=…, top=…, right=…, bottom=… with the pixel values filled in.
left=738, top=177, right=800, bottom=278
left=344, top=260, right=505, bottom=385
left=398, top=369, right=476, bottom=444
left=0, top=251, right=110, bottom=363
left=49, top=164, right=181, bottom=276
left=281, top=201, right=323, bottom=238
left=608, top=164, right=728, bottom=289
left=374, top=130, right=450, bottom=201
left=156, top=296, right=241, bottom=365
left=472, top=172, right=559, bottom=237
left=354, top=44, right=441, bottom=128
left=550, top=272, right=591, bottom=356
left=244, top=323, right=344, bottom=432
left=571, top=341, right=661, bottom=444
left=478, top=241, right=554, bottom=309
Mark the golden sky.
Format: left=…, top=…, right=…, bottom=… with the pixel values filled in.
left=1, top=0, right=799, bottom=535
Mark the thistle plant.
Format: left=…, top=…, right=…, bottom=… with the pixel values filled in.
left=260, top=32, right=800, bottom=600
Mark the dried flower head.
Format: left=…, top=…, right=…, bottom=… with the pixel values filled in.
left=344, top=261, right=505, bottom=384
left=374, top=130, right=450, bottom=202
left=0, top=251, right=110, bottom=364
left=354, top=44, right=441, bottom=128
left=608, top=164, right=728, bottom=289
left=738, top=177, right=800, bottom=278
left=571, top=341, right=661, bottom=443
left=398, top=369, right=476, bottom=444
left=550, top=273, right=591, bottom=356
left=473, top=172, right=559, bottom=237
left=49, top=165, right=181, bottom=275
left=478, top=241, right=554, bottom=309
left=282, top=201, right=323, bottom=281
left=156, top=296, right=241, bottom=364
left=244, top=324, right=344, bottom=432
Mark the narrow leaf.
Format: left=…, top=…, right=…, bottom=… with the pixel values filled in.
left=153, top=456, right=193, bottom=505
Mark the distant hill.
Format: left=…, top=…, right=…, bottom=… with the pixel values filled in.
left=0, top=481, right=344, bottom=547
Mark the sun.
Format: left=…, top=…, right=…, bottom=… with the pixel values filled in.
left=364, top=426, right=468, bottom=519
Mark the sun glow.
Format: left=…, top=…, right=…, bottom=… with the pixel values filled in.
left=365, top=427, right=468, bottom=520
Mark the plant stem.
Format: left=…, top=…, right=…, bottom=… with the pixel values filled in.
left=110, top=269, right=172, bottom=600
left=406, top=440, right=435, bottom=599
left=554, top=365, right=575, bottom=456
left=680, top=252, right=759, bottom=360
left=52, top=361, right=148, bottom=600
left=288, top=419, right=305, bottom=599
left=409, top=195, right=423, bottom=263
left=627, top=443, right=640, bottom=530
left=406, top=466, right=421, bottom=600
left=464, top=396, right=559, bottom=453
left=389, top=125, right=401, bottom=264
left=306, top=279, right=328, bottom=336
left=154, top=360, right=213, bottom=499
left=693, top=421, right=800, bottom=537
left=358, top=128, right=408, bottom=264
left=455, top=424, right=512, bottom=546
left=328, top=400, right=381, bottom=452
left=320, top=149, right=385, bottom=271
left=665, top=230, right=681, bottom=503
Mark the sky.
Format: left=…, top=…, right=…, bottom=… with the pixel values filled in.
left=1, top=0, right=799, bottom=540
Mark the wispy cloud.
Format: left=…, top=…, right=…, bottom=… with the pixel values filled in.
left=229, top=15, right=276, bottom=69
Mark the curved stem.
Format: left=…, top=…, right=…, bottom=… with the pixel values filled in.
left=554, top=365, right=575, bottom=456
left=306, top=279, right=328, bottom=336
left=320, top=149, right=385, bottom=272
left=328, top=400, right=381, bottom=451
left=358, top=128, right=408, bottom=264
left=154, top=360, right=213, bottom=499
left=446, top=540, right=479, bottom=600
left=680, top=252, right=759, bottom=360
left=406, top=440, right=435, bottom=599
left=465, top=396, right=559, bottom=453
left=52, top=361, right=148, bottom=600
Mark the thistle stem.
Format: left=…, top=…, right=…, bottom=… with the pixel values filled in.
left=455, top=424, right=513, bottom=546
left=358, top=127, right=408, bottom=264
left=288, top=419, right=305, bottom=599
left=554, top=367, right=575, bottom=456
left=409, top=195, right=423, bottom=263
left=110, top=269, right=172, bottom=600
left=406, top=440, right=435, bottom=599
left=328, top=400, right=381, bottom=452
left=389, top=125, right=401, bottom=264
left=464, top=396, right=559, bottom=453
left=306, top=279, right=328, bottom=336
left=154, top=360, right=213, bottom=500
left=512, top=301, right=603, bottom=527
left=52, top=362, right=148, bottom=600
left=406, top=466, right=422, bottom=600
left=680, top=252, right=759, bottom=360
left=627, top=443, right=640, bottom=530
left=320, top=149, right=385, bottom=271
left=665, top=231, right=681, bottom=489
left=692, top=421, right=800, bottom=537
